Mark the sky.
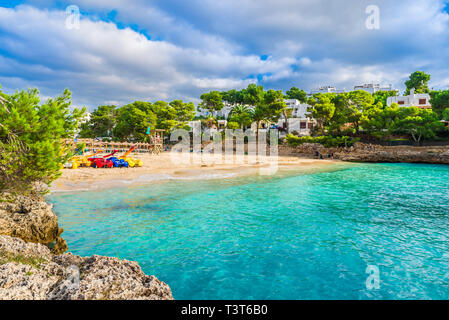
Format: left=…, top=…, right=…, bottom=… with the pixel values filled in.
left=1, top=0, right=449, bottom=110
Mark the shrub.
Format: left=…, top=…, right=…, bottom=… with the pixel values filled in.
left=227, top=121, right=239, bottom=130
left=0, top=87, right=85, bottom=194
left=285, top=134, right=359, bottom=148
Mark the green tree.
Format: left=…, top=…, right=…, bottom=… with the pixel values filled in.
left=227, top=121, right=239, bottom=130
left=169, top=100, right=196, bottom=129
left=285, top=87, right=307, bottom=103
left=373, top=90, right=398, bottom=106
left=252, top=105, right=269, bottom=135
left=326, top=93, right=346, bottom=135
left=114, top=101, right=156, bottom=141
left=147, top=100, right=196, bottom=132
left=79, top=105, right=117, bottom=138
left=263, top=90, right=286, bottom=117
left=307, top=94, right=335, bottom=135
left=260, top=89, right=287, bottom=131
left=405, top=71, right=431, bottom=95
left=198, top=91, right=224, bottom=116
left=392, top=107, right=444, bottom=144
left=0, top=87, right=85, bottom=193
left=443, top=108, right=449, bottom=121
left=430, top=90, right=449, bottom=117
left=241, top=84, right=265, bottom=106
left=151, top=101, right=177, bottom=131
left=361, top=103, right=401, bottom=139
left=228, top=105, right=254, bottom=129
left=346, top=90, right=375, bottom=133
left=221, top=89, right=244, bottom=105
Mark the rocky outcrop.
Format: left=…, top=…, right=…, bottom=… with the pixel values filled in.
left=0, top=194, right=173, bottom=300
left=0, top=194, right=67, bottom=254
left=279, top=143, right=327, bottom=157
left=0, top=235, right=173, bottom=300
left=333, top=143, right=449, bottom=164
left=281, top=142, right=449, bottom=164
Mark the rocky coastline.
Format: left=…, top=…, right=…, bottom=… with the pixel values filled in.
left=0, top=194, right=173, bottom=300
left=280, top=142, right=449, bottom=165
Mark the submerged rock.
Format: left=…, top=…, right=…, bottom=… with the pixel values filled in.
left=0, top=235, right=173, bottom=300
left=0, top=194, right=67, bottom=254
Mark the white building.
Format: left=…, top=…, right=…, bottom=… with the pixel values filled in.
left=284, top=99, right=311, bottom=118
left=187, top=120, right=202, bottom=132
left=217, top=103, right=233, bottom=119
left=354, top=83, right=398, bottom=94
left=386, top=88, right=432, bottom=108
left=278, top=99, right=315, bottom=136
left=198, top=102, right=246, bottom=119
left=309, top=86, right=346, bottom=96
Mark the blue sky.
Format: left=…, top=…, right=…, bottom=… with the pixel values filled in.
left=1, top=0, right=449, bottom=109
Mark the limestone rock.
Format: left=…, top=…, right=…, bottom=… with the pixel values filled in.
left=0, top=194, right=66, bottom=254
left=281, top=142, right=449, bottom=164
left=0, top=235, right=173, bottom=300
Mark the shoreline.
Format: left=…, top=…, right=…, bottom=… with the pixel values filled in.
left=51, top=153, right=345, bottom=193
left=50, top=144, right=449, bottom=193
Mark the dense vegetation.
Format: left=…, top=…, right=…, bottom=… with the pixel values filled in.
left=75, top=71, right=449, bottom=146
left=1, top=71, right=449, bottom=192
left=79, top=100, right=196, bottom=141
left=0, top=87, right=85, bottom=193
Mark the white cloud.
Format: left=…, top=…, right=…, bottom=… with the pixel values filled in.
left=1, top=0, right=449, bottom=108
left=0, top=5, right=295, bottom=109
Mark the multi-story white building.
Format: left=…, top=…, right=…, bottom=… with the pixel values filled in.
left=309, top=86, right=346, bottom=96
left=386, top=88, right=432, bottom=108
left=284, top=99, right=310, bottom=118
left=354, top=83, right=398, bottom=94
left=308, top=83, right=398, bottom=96
left=278, top=99, right=315, bottom=136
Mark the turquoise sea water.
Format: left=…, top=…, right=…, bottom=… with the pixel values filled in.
left=47, top=163, right=449, bottom=300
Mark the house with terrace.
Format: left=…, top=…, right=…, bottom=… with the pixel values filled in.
left=276, top=99, right=316, bottom=136
left=387, top=88, right=432, bottom=109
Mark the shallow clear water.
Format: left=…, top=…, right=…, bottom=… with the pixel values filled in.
left=47, top=163, right=449, bottom=300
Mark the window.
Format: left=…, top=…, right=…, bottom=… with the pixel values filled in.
left=419, top=99, right=427, bottom=105
left=300, top=122, right=307, bottom=129
left=398, top=101, right=405, bottom=105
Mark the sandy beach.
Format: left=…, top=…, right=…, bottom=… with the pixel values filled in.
left=51, top=152, right=346, bottom=192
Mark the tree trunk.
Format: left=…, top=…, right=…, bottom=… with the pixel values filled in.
left=283, top=110, right=289, bottom=134
left=256, top=121, right=260, bottom=143
left=411, top=132, right=422, bottom=145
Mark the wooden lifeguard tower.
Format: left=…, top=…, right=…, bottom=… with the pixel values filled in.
left=149, top=129, right=165, bottom=155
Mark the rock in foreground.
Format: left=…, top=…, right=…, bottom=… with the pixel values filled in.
left=0, top=235, right=173, bottom=300
left=0, top=194, right=67, bottom=254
